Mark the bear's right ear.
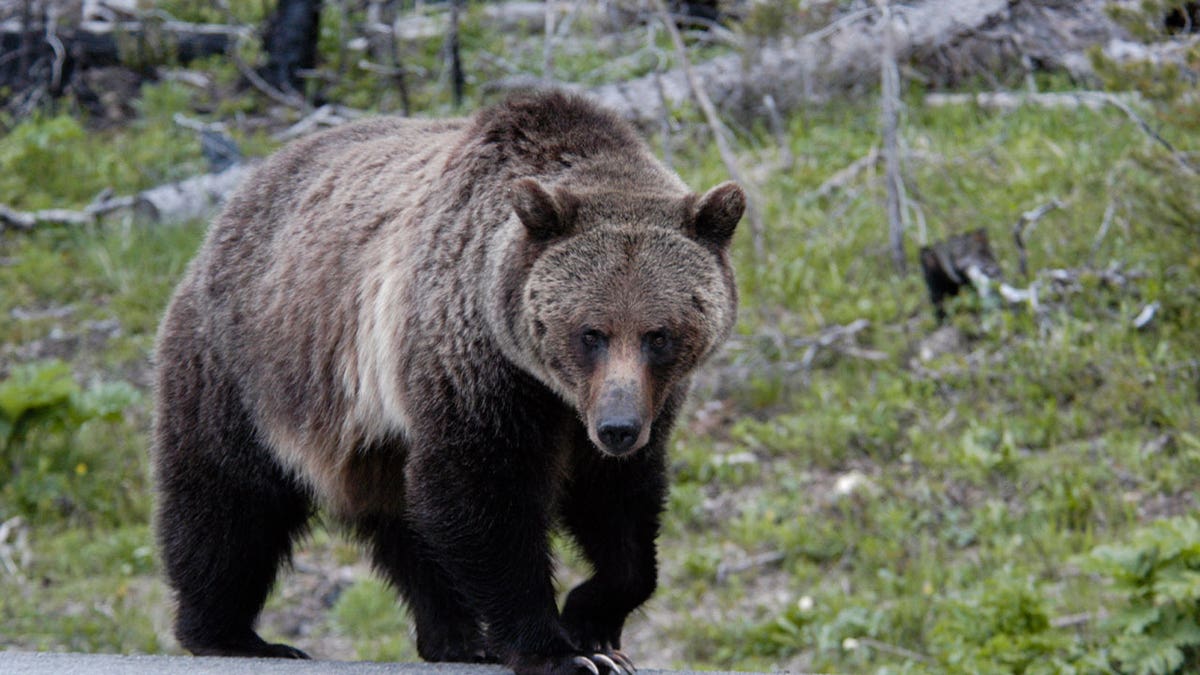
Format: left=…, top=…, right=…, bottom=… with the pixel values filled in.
left=510, top=178, right=578, bottom=241
left=689, top=181, right=745, bottom=250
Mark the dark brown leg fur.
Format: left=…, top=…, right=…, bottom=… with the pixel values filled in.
left=356, top=515, right=494, bottom=663
left=559, top=398, right=675, bottom=656
left=155, top=296, right=313, bottom=659
left=399, top=379, right=590, bottom=674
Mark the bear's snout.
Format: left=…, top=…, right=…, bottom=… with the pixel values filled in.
left=588, top=378, right=651, bottom=456
left=596, top=416, right=642, bottom=455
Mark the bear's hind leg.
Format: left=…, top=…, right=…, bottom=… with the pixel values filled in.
left=154, top=340, right=313, bottom=658
left=162, top=468, right=313, bottom=659
left=357, top=515, right=492, bottom=663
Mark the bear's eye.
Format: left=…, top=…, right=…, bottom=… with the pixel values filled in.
left=580, top=329, right=606, bottom=350
left=644, top=330, right=675, bottom=363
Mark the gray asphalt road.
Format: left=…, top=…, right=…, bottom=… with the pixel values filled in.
left=0, top=652, right=749, bottom=675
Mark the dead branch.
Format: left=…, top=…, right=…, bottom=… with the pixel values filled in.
left=1090, top=164, right=1126, bottom=264
left=543, top=0, right=556, bottom=81
left=649, top=30, right=674, bottom=171
left=924, top=91, right=1142, bottom=111
left=0, top=204, right=95, bottom=231
left=650, top=0, right=764, bottom=262
left=391, top=1, right=591, bottom=41
left=1133, top=301, right=1160, bottom=330
left=1012, top=199, right=1064, bottom=279
left=762, top=94, right=794, bottom=171
left=272, top=104, right=363, bottom=141
left=715, top=550, right=785, bottom=582
left=0, top=516, right=30, bottom=582
left=853, top=638, right=932, bottom=664
left=0, top=162, right=258, bottom=233
left=788, top=319, right=886, bottom=377
left=232, top=45, right=311, bottom=111
left=1051, top=611, right=1104, bottom=629
left=1096, top=93, right=1198, bottom=175
left=803, top=147, right=880, bottom=203
left=157, top=67, right=212, bottom=89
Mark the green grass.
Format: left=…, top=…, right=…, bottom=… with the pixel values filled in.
left=1, top=19, right=1199, bottom=671
left=644, top=96, right=1200, bottom=672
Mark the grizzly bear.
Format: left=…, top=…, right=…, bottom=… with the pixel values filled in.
left=153, top=90, right=743, bottom=674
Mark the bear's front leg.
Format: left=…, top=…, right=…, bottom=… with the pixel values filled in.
left=404, top=427, right=624, bottom=675
left=559, top=417, right=672, bottom=664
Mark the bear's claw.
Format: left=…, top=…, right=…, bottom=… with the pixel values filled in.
left=573, top=656, right=601, bottom=675
left=568, top=652, right=634, bottom=675
left=611, top=650, right=636, bottom=673
left=592, top=653, right=620, bottom=674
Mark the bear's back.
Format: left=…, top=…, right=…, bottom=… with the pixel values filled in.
left=165, top=116, right=471, bottom=485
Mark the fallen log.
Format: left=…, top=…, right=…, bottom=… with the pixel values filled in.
left=587, top=0, right=1128, bottom=126
left=924, top=91, right=1142, bottom=111
left=0, top=162, right=257, bottom=233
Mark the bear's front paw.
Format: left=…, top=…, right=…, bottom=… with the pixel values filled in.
left=511, top=651, right=635, bottom=675
left=263, top=642, right=311, bottom=659
left=561, top=611, right=624, bottom=656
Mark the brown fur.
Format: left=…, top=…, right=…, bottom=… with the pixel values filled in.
left=153, top=90, right=742, bottom=670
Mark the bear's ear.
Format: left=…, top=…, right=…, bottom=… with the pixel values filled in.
left=690, top=181, right=745, bottom=250
left=510, top=178, right=578, bottom=241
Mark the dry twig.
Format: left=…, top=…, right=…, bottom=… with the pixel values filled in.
left=715, top=550, right=785, bottom=583
left=924, top=91, right=1142, bottom=111
left=854, top=637, right=932, bottom=663
left=1095, top=93, right=1197, bottom=175
left=1012, top=199, right=1065, bottom=279
left=0, top=516, right=30, bottom=581
left=272, top=104, right=363, bottom=141
left=762, top=94, right=794, bottom=171
left=650, top=0, right=764, bottom=262
left=803, top=147, right=880, bottom=203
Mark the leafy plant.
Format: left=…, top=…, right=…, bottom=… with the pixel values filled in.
left=1086, top=517, right=1200, bottom=675
left=0, top=360, right=140, bottom=524
left=929, top=578, right=1096, bottom=674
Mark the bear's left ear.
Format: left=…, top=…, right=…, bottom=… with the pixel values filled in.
left=689, top=181, right=745, bottom=250
left=510, top=178, right=578, bottom=241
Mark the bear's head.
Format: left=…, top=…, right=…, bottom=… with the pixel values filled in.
left=504, top=178, right=744, bottom=456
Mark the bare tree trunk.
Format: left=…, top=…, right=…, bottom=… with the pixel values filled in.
left=262, top=0, right=323, bottom=96
left=543, top=0, right=556, bottom=81
left=445, top=0, right=465, bottom=108
left=878, top=0, right=906, bottom=273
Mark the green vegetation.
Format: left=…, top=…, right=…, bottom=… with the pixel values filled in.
left=1, top=4, right=1198, bottom=673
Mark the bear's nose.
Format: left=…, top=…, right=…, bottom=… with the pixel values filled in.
left=596, top=417, right=641, bottom=454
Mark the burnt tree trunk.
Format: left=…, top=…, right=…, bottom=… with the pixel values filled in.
left=445, top=0, right=464, bottom=108
left=262, top=0, right=323, bottom=95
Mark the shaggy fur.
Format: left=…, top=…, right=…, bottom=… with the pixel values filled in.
left=153, top=90, right=743, bottom=673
